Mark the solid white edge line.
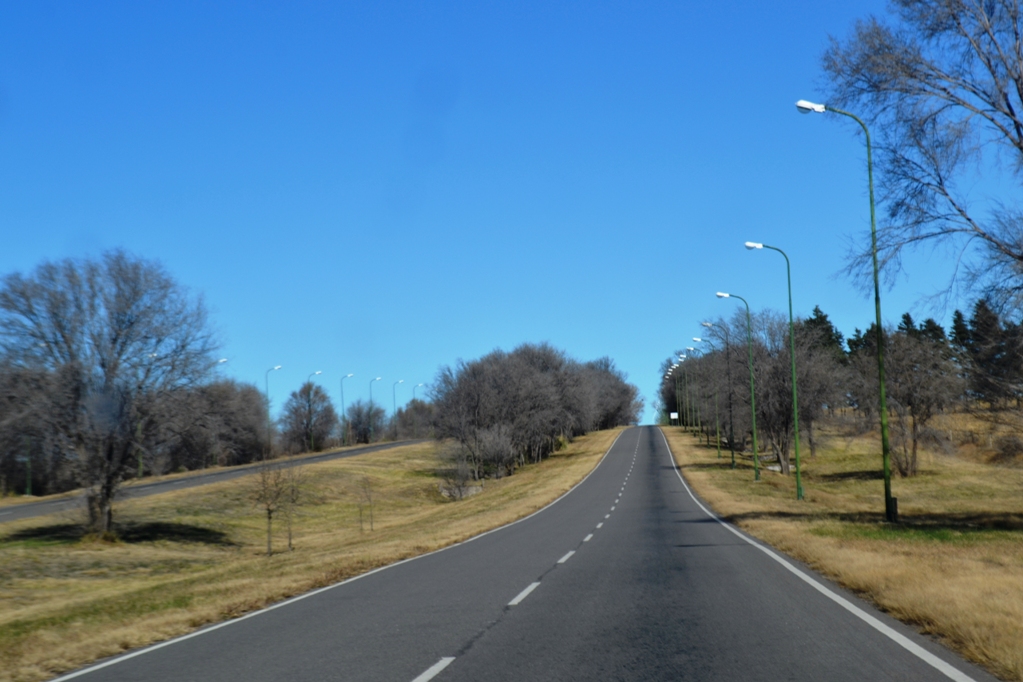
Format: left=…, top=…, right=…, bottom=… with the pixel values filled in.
left=656, top=428, right=976, bottom=682
left=508, top=582, right=541, bottom=606
left=50, top=429, right=632, bottom=682
left=583, top=534, right=593, bottom=542
left=557, top=550, right=575, bottom=564
left=411, top=657, right=456, bottom=682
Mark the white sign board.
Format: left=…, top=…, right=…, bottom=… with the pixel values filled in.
left=669, top=412, right=679, bottom=420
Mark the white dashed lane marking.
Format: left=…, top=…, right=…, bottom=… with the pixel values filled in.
left=557, top=551, right=575, bottom=564
left=584, top=534, right=593, bottom=542
left=411, top=657, right=456, bottom=682
left=508, top=582, right=541, bottom=606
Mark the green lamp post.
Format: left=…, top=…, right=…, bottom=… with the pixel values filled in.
left=693, top=337, right=721, bottom=458
left=745, top=241, right=804, bottom=500
left=717, top=292, right=760, bottom=481
left=797, top=99, right=894, bottom=521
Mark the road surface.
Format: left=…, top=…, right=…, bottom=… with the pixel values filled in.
left=53, top=426, right=995, bottom=681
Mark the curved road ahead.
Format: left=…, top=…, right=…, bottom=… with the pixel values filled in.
left=55, top=426, right=994, bottom=681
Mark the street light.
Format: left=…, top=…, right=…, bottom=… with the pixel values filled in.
left=308, top=370, right=322, bottom=383
left=797, top=98, right=894, bottom=520
left=340, top=373, right=354, bottom=445
left=704, top=321, right=738, bottom=469
left=693, top=337, right=722, bottom=459
left=413, top=383, right=425, bottom=400
left=265, top=365, right=282, bottom=459
left=717, top=292, right=760, bottom=481
left=746, top=240, right=805, bottom=500
left=369, top=377, right=382, bottom=441
left=392, top=380, right=405, bottom=435
left=686, top=346, right=702, bottom=441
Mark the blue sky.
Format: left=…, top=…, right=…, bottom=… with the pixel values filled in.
left=0, top=1, right=968, bottom=423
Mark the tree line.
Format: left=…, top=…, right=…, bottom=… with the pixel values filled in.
left=661, top=300, right=1022, bottom=479
left=433, top=343, right=642, bottom=482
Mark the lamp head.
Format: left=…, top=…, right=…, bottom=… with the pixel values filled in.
left=314, top=371, right=322, bottom=375
left=745, top=241, right=763, bottom=250
left=273, top=365, right=282, bottom=370
left=693, top=337, right=702, bottom=342
left=716, top=292, right=730, bottom=298
left=398, top=379, right=404, bottom=384
left=796, top=99, right=826, bottom=114
left=374, top=377, right=381, bottom=381
left=686, top=346, right=696, bottom=351
left=701, top=321, right=713, bottom=328
left=346, top=373, right=354, bottom=378
left=218, top=358, right=228, bottom=363
left=679, top=355, right=687, bottom=360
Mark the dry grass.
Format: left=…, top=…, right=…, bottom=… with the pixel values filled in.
left=0, top=430, right=622, bottom=682
left=662, top=424, right=1023, bottom=681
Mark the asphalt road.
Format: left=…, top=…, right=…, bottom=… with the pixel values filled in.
left=54, top=426, right=996, bottom=682
left=0, top=440, right=424, bottom=525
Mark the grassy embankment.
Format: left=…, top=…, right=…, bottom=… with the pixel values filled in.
left=662, top=422, right=1023, bottom=681
left=0, top=429, right=622, bottom=682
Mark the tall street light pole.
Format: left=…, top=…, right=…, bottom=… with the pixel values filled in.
left=686, top=346, right=703, bottom=443
left=413, top=383, right=425, bottom=400
left=746, top=241, right=805, bottom=500
left=265, top=365, right=282, bottom=459
left=679, top=355, right=690, bottom=432
left=704, top=321, right=737, bottom=469
left=693, top=338, right=721, bottom=459
left=797, top=99, right=894, bottom=521
left=341, top=373, right=354, bottom=445
left=717, top=293, right=760, bottom=481
left=392, top=379, right=404, bottom=438
left=369, top=377, right=381, bottom=441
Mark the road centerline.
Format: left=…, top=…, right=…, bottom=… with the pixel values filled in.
left=508, top=582, right=541, bottom=606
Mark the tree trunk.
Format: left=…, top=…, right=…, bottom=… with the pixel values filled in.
left=266, top=509, right=273, bottom=556
left=807, top=419, right=817, bottom=458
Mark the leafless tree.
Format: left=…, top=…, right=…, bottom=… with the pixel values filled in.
left=281, top=465, right=306, bottom=551
left=822, top=1, right=1023, bottom=308
left=163, top=379, right=266, bottom=471
left=392, top=398, right=435, bottom=439
left=250, top=459, right=287, bottom=556
left=0, top=251, right=218, bottom=533
left=432, top=343, right=640, bottom=481
left=355, top=475, right=375, bottom=531
left=280, top=382, right=338, bottom=453
left=346, top=399, right=386, bottom=444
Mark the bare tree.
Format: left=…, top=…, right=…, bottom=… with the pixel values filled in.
left=354, top=475, right=375, bottom=531
left=280, top=382, right=338, bottom=453
left=281, top=465, right=306, bottom=551
left=250, top=459, right=287, bottom=556
left=432, top=343, right=640, bottom=481
left=346, top=399, right=386, bottom=444
left=0, top=251, right=218, bottom=533
left=822, top=1, right=1023, bottom=307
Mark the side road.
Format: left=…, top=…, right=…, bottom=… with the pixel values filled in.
left=0, top=440, right=424, bottom=524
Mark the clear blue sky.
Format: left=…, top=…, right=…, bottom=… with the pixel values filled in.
left=0, top=1, right=964, bottom=423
